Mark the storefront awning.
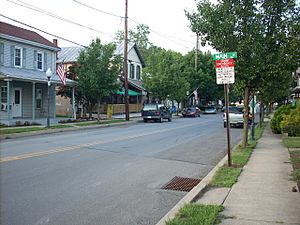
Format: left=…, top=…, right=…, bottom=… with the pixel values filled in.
left=117, top=89, right=141, bottom=96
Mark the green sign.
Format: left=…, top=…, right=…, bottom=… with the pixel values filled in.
left=213, top=52, right=237, bottom=60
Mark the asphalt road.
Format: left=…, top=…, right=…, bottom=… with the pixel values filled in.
left=0, top=114, right=243, bottom=225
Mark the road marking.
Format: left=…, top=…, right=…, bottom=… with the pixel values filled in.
left=0, top=121, right=210, bottom=163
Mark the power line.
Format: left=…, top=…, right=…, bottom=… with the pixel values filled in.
left=0, top=14, right=88, bottom=48
left=72, top=0, right=194, bottom=49
left=6, top=0, right=111, bottom=36
left=73, top=0, right=124, bottom=19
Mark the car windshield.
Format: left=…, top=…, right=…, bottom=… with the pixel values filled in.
left=143, top=104, right=157, bottom=110
left=187, top=107, right=196, bottom=112
left=228, top=106, right=243, bottom=114
left=206, top=107, right=215, bottom=110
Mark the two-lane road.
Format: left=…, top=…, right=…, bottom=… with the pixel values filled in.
left=0, top=114, right=243, bottom=225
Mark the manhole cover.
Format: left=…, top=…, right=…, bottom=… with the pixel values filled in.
left=162, top=176, right=201, bottom=192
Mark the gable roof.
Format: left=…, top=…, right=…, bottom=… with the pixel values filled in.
left=114, top=42, right=146, bottom=67
left=0, top=21, right=59, bottom=50
left=57, top=46, right=85, bottom=63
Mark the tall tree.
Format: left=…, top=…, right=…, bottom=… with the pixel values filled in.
left=76, top=38, right=122, bottom=119
left=186, top=0, right=300, bottom=147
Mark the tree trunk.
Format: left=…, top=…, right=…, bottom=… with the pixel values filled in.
left=242, top=86, right=250, bottom=148
left=97, top=99, right=101, bottom=121
left=260, top=101, right=264, bottom=127
left=88, top=103, right=93, bottom=119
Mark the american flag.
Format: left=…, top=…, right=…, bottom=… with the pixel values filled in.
left=56, top=62, right=66, bottom=86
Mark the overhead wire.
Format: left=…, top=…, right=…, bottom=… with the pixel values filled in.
left=0, top=14, right=88, bottom=48
left=6, top=0, right=111, bottom=36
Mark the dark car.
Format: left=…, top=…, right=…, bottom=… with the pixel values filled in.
left=182, top=106, right=201, bottom=117
left=141, top=103, right=172, bottom=123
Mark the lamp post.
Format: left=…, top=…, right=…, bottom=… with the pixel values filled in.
left=46, top=68, right=52, bottom=128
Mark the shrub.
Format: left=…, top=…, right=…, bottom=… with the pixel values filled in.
left=281, top=106, right=300, bottom=137
left=15, top=120, right=23, bottom=126
left=270, top=104, right=295, bottom=134
left=23, top=121, right=31, bottom=126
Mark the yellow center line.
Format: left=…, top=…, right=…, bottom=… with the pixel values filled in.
left=0, top=122, right=206, bottom=163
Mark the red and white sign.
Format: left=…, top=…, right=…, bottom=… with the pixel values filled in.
left=216, top=59, right=235, bottom=84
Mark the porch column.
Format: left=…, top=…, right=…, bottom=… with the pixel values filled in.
left=5, top=79, right=11, bottom=123
left=72, top=86, right=76, bottom=119
left=32, top=82, right=36, bottom=120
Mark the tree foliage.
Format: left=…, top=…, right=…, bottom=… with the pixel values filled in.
left=186, top=0, right=300, bottom=146
left=76, top=38, right=122, bottom=118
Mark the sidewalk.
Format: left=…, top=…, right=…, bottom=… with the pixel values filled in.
left=199, top=124, right=300, bottom=225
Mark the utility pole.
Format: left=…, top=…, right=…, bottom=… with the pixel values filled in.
left=124, top=0, right=129, bottom=121
left=195, top=33, right=199, bottom=72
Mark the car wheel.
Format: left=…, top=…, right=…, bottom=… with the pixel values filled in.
left=168, top=117, right=172, bottom=122
left=143, top=119, right=147, bottom=123
left=224, top=122, right=227, bottom=128
left=158, top=116, right=162, bottom=123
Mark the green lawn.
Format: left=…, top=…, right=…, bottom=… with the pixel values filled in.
left=166, top=204, right=223, bottom=225
left=0, top=127, right=45, bottom=135
left=211, top=166, right=242, bottom=187
left=282, top=137, right=300, bottom=148
left=74, top=119, right=125, bottom=127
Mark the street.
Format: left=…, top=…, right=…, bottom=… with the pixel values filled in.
left=0, top=114, right=243, bottom=225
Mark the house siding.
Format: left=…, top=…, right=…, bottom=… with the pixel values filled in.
left=1, top=38, right=55, bottom=72
left=128, top=48, right=143, bottom=80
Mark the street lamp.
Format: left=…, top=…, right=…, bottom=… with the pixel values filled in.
left=46, top=68, right=52, bottom=128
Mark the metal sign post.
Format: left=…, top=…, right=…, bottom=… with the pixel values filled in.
left=213, top=52, right=237, bottom=167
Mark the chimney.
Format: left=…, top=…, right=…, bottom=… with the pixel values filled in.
left=53, top=39, right=58, bottom=47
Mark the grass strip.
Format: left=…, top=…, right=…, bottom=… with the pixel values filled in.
left=74, top=119, right=125, bottom=127
left=211, top=167, right=242, bottom=188
left=50, top=124, right=74, bottom=129
left=166, top=204, right=223, bottom=225
left=0, top=127, right=45, bottom=135
left=282, top=137, right=300, bottom=148
left=232, top=147, right=253, bottom=167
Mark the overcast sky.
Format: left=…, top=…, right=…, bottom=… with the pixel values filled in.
left=1, top=0, right=215, bottom=54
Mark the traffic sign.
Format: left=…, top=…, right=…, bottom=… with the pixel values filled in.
left=213, top=52, right=237, bottom=60
left=216, top=58, right=234, bottom=68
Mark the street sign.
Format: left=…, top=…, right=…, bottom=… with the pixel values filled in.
left=216, top=59, right=235, bottom=84
left=213, top=52, right=237, bottom=60
left=216, top=58, right=234, bottom=68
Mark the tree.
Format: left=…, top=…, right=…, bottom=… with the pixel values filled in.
left=76, top=38, right=122, bottom=119
left=186, top=0, right=300, bottom=147
left=114, top=24, right=152, bottom=51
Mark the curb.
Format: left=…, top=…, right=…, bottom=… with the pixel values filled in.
left=155, top=139, right=243, bottom=225
left=155, top=155, right=228, bottom=225
left=0, top=119, right=140, bottom=140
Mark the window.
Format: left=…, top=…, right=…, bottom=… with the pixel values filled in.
left=0, top=43, right=4, bottom=65
left=136, top=65, right=141, bottom=80
left=130, top=64, right=135, bottom=79
left=37, top=52, right=43, bottom=70
left=36, top=89, right=42, bottom=109
left=14, top=47, right=22, bottom=67
left=1, top=86, right=7, bottom=111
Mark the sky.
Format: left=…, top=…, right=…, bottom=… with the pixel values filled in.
left=0, top=0, right=215, bottom=54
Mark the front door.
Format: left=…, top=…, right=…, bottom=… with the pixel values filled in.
left=12, top=88, right=22, bottom=117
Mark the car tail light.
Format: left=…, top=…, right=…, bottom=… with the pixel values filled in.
left=155, top=111, right=160, bottom=115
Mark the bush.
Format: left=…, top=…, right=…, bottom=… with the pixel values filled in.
left=23, top=121, right=31, bottom=126
left=15, top=120, right=23, bottom=126
left=281, top=106, right=300, bottom=137
left=270, top=104, right=295, bottom=134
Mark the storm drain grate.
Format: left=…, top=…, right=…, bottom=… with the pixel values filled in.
left=161, top=176, right=201, bottom=192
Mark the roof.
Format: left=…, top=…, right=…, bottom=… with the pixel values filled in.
left=0, top=21, right=59, bottom=50
left=0, top=66, right=76, bottom=86
left=57, top=46, right=85, bottom=63
left=114, top=42, right=146, bottom=67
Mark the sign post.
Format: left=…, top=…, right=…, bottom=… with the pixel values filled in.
left=213, top=52, right=237, bottom=167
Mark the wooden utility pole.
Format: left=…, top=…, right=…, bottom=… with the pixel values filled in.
left=195, top=33, right=199, bottom=72
left=124, top=0, right=129, bottom=121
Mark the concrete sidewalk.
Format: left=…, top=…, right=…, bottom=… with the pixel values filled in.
left=217, top=124, right=300, bottom=224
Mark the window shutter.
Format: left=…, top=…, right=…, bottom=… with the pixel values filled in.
left=33, top=50, right=37, bottom=69
left=44, top=52, right=47, bottom=71
left=11, top=45, right=15, bottom=67
left=22, top=48, right=27, bottom=68
left=0, top=43, right=4, bottom=65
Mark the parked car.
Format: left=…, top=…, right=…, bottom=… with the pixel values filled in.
left=204, top=106, right=217, bottom=114
left=141, top=103, right=172, bottom=123
left=182, top=106, right=201, bottom=117
left=223, top=106, right=244, bottom=127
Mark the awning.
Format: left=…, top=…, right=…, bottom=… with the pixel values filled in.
left=117, top=89, right=141, bottom=96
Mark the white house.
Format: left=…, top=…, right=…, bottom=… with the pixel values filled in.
left=0, top=21, right=75, bottom=125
